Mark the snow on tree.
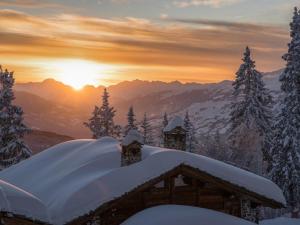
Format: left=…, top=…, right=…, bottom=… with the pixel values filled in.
left=269, top=7, right=300, bottom=210
left=0, top=67, right=31, bottom=170
left=184, top=111, right=191, bottom=133
left=124, top=106, right=138, bottom=136
left=84, top=88, right=121, bottom=139
left=141, top=113, right=154, bottom=145
left=229, top=46, right=273, bottom=173
left=184, top=111, right=197, bottom=153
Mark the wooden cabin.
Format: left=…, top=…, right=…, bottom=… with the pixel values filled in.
left=67, top=164, right=283, bottom=225
left=0, top=137, right=285, bottom=225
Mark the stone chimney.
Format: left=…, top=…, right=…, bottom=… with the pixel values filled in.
left=163, top=116, right=187, bottom=151
left=121, top=129, right=144, bottom=167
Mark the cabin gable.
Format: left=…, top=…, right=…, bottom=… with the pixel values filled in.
left=67, top=164, right=281, bottom=225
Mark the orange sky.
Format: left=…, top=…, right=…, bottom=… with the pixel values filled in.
left=0, top=1, right=293, bottom=88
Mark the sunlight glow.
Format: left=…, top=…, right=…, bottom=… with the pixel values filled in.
left=52, top=59, right=113, bottom=89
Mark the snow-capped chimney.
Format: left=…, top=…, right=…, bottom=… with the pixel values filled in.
left=163, top=116, right=187, bottom=151
left=121, top=130, right=144, bottom=167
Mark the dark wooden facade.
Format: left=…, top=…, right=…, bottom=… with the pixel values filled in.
left=0, top=164, right=284, bottom=225
left=67, top=164, right=283, bottom=225
left=164, top=127, right=187, bottom=151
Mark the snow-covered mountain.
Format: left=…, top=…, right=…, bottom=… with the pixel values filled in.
left=14, top=70, right=282, bottom=139
left=151, top=69, right=282, bottom=137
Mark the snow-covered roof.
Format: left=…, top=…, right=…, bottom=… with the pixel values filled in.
left=122, top=129, right=144, bottom=146
left=121, top=205, right=256, bottom=225
left=0, top=179, right=48, bottom=221
left=0, top=137, right=285, bottom=225
left=163, top=115, right=185, bottom=132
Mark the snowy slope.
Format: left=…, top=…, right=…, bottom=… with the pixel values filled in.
left=13, top=70, right=282, bottom=139
left=121, top=205, right=256, bottom=225
left=260, top=218, right=300, bottom=225
left=0, top=137, right=285, bottom=224
left=167, top=70, right=282, bottom=136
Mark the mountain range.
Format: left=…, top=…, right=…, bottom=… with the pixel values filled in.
left=14, top=70, right=282, bottom=141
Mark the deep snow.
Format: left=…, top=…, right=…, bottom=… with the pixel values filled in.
left=163, top=115, right=185, bottom=132
left=121, top=205, right=256, bottom=225
left=122, top=129, right=144, bottom=146
left=0, top=137, right=285, bottom=224
left=260, top=217, right=300, bottom=225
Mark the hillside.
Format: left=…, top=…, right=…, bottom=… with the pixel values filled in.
left=14, top=91, right=89, bottom=138
left=24, top=130, right=73, bottom=154
left=14, top=70, right=282, bottom=139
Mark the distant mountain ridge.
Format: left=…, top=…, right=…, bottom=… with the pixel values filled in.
left=14, top=70, right=282, bottom=139
left=24, top=130, right=73, bottom=155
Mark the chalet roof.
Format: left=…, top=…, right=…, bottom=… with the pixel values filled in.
left=0, top=179, right=48, bottom=222
left=163, top=116, right=185, bottom=132
left=0, top=137, right=286, bottom=225
left=122, top=129, right=144, bottom=146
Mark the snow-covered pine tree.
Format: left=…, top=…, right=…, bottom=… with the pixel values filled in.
left=84, top=106, right=102, bottom=139
left=184, top=111, right=197, bottom=152
left=160, top=112, right=169, bottom=146
left=269, top=7, right=300, bottom=210
left=141, top=113, right=154, bottom=145
left=184, top=111, right=191, bottom=133
left=84, top=88, right=121, bottom=139
left=0, top=67, right=31, bottom=170
left=124, top=106, right=137, bottom=135
left=229, top=46, right=273, bottom=173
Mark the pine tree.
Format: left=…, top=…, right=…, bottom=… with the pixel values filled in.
left=163, top=112, right=168, bottom=128
left=184, top=111, right=191, bottom=133
left=141, top=113, right=154, bottom=145
left=0, top=67, right=31, bottom=170
left=229, top=46, right=273, bottom=173
left=269, top=8, right=300, bottom=210
left=184, top=111, right=197, bottom=152
left=160, top=112, right=169, bottom=146
left=124, top=106, right=137, bottom=135
left=84, top=88, right=121, bottom=139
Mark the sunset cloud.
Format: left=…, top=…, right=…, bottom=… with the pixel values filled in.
left=0, top=0, right=62, bottom=8
left=173, top=0, right=241, bottom=8
left=0, top=9, right=289, bottom=84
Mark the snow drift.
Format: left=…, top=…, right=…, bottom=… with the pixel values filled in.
left=121, top=205, right=256, bottom=225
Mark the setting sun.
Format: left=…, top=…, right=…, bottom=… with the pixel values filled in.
left=52, top=60, right=112, bottom=89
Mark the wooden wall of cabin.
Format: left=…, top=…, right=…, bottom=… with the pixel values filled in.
left=95, top=174, right=242, bottom=225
